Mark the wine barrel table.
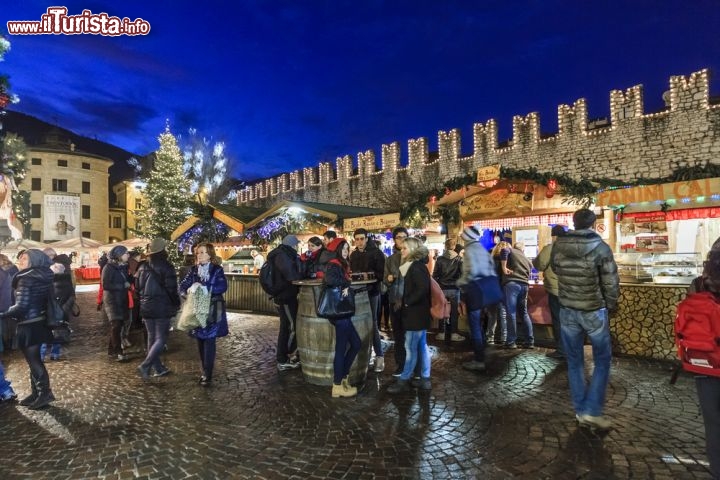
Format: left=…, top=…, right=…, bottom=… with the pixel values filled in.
left=294, top=279, right=374, bottom=386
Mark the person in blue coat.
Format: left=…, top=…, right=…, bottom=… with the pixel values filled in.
left=0, top=265, right=16, bottom=402
left=179, top=243, right=228, bottom=387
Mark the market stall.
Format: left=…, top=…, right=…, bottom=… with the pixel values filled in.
left=452, top=179, right=577, bottom=345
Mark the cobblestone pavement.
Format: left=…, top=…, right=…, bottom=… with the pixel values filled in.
left=0, top=289, right=713, bottom=479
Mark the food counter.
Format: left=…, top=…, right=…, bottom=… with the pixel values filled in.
left=74, top=266, right=101, bottom=281
left=225, top=273, right=278, bottom=314
left=223, top=273, right=686, bottom=361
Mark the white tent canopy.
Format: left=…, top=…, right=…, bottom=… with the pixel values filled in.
left=51, top=237, right=104, bottom=249
left=1, top=238, right=49, bottom=253
left=99, top=237, right=151, bottom=252
left=48, top=237, right=104, bottom=267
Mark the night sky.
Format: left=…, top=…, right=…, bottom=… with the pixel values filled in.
left=2, top=1, right=719, bottom=181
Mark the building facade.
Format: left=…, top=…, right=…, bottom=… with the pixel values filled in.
left=23, top=141, right=112, bottom=242
left=109, top=180, right=145, bottom=242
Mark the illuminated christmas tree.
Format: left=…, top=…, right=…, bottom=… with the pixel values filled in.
left=136, top=124, right=191, bottom=241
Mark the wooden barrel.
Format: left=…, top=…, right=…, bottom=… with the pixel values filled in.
left=296, top=284, right=372, bottom=386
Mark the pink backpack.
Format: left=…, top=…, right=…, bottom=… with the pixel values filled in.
left=430, top=277, right=451, bottom=321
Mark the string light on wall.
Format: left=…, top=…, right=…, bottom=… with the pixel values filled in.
left=473, top=120, right=498, bottom=154
left=512, top=112, right=539, bottom=146
left=438, top=129, right=460, bottom=162
left=381, top=142, right=400, bottom=171
left=670, top=69, right=709, bottom=111
left=408, top=137, right=427, bottom=167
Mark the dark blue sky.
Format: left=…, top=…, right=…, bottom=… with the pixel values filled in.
left=3, top=1, right=720, bottom=181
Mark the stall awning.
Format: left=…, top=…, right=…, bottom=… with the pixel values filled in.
left=170, top=204, right=266, bottom=241
left=455, top=181, right=573, bottom=222
left=244, top=201, right=386, bottom=229
left=596, top=178, right=720, bottom=208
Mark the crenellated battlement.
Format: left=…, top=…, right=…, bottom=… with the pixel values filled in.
left=237, top=69, right=720, bottom=206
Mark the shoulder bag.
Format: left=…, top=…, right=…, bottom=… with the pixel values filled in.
left=317, top=286, right=355, bottom=320
left=463, top=275, right=503, bottom=311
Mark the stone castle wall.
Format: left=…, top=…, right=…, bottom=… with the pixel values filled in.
left=238, top=69, right=720, bottom=209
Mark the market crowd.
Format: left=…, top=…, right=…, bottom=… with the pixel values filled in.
left=0, top=208, right=717, bottom=479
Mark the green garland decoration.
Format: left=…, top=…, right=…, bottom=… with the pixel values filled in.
left=399, top=163, right=720, bottom=224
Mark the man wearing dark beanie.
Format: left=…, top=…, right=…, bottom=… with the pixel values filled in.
left=551, top=208, right=619, bottom=431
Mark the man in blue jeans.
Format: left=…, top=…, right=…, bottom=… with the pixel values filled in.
left=551, top=208, right=619, bottom=430
left=501, top=242, right=534, bottom=349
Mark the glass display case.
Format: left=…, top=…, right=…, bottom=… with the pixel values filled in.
left=615, top=252, right=653, bottom=283
left=615, top=252, right=701, bottom=284
left=651, top=252, right=702, bottom=285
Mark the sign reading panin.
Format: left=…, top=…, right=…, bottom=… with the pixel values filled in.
left=343, top=213, right=400, bottom=232
left=43, top=194, right=80, bottom=240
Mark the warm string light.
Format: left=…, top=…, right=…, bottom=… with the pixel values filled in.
left=407, top=138, right=426, bottom=168
left=438, top=128, right=460, bottom=163
left=512, top=112, right=539, bottom=147
left=558, top=99, right=587, bottom=136
left=473, top=119, right=498, bottom=156
left=382, top=142, right=400, bottom=171
left=335, top=155, right=352, bottom=179
left=358, top=150, right=375, bottom=176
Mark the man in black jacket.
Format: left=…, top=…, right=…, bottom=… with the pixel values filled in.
left=432, top=238, right=463, bottom=342
left=269, top=235, right=303, bottom=371
left=551, top=208, right=619, bottom=431
left=350, top=228, right=386, bottom=372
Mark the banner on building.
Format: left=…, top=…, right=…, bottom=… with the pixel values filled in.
left=43, top=194, right=80, bottom=241
left=343, top=212, right=400, bottom=232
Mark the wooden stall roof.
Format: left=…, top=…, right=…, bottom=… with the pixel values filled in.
left=430, top=180, right=575, bottom=221
left=170, top=204, right=266, bottom=241
left=244, top=200, right=386, bottom=229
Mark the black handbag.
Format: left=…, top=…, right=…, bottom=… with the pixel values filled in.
left=46, top=293, right=66, bottom=328
left=51, top=324, right=72, bottom=344
left=316, top=286, right=355, bottom=320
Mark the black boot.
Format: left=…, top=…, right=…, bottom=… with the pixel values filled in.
left=472, top=339, right=485, bottom=363
left=19, top=374, right=38, bottom=407
left=28, top=372, right=55, bottom=410
left=387, top=379, right=410, bottom=394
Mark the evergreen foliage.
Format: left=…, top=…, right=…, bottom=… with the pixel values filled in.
left=0, top=36, right=29, bottom=238
left=135, top=125, right=191, bottom=244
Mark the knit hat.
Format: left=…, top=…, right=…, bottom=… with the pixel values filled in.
left=147, top=238, right=168, bottom=255
left=461, top=226, right=481, bottom=242
left=282, top=235, right=300, bottom=248
left=54, top=254, right=72, bottom=268
left=108, top=245, right=129, bottom=260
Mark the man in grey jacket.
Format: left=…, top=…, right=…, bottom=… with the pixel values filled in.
left=551, top=208, right=619, bottom=431
left=457, top=226, right=497, bottom=372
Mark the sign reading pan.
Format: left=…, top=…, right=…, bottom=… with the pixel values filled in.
left=343, top=213, right=400, bottom=232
